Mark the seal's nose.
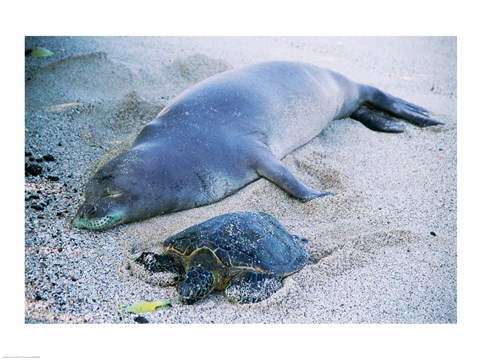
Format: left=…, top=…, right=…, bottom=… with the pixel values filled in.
left=72, top=203, right=96, bottom=224
left=81, top=203, right=97, bottom=217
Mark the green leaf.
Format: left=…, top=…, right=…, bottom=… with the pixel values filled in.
left=26, top=47, right=55, bottom=58
left=122, top=300, right=171, bottom=313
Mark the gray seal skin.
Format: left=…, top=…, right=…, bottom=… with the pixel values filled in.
left=72, top=61, right=443, bottom=230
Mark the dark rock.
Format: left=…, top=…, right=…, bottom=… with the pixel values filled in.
left=48, top=175, right=60, bottom=182
left=31, top=204, right=44, bottom=211
left=26, top=163, right=42, bottom=176
left=43, top=154, right=56, bottom=162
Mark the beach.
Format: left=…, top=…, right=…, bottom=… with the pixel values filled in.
left=24, top=36, right=456, bottom=324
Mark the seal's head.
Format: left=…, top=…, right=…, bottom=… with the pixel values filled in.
left=72, top=171, right=131, bottom=230
left=72, top=199, right=124, bottom=230
left=72, top=150, right=167, bottom=231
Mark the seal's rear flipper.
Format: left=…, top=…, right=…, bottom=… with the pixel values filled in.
left=252, top=148, right=334, bottom=201
left=362, top=85, right=444, bottom=128
left=350, top=106, right=406, bottom=133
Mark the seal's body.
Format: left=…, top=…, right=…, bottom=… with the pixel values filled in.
left=73, top=61, right=442, bottom=230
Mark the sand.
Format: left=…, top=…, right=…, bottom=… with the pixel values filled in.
left=24, top=36, right=456, bottom=325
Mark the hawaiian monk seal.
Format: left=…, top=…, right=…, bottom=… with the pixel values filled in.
left=72, top=61, right=443, bottom=230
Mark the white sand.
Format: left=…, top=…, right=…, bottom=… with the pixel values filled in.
left=24, top=36, right=456, bottom=324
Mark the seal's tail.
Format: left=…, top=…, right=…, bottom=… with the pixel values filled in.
left=350, top=85, right=444, bottom=133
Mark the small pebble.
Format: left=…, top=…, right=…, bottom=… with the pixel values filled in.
left=134, top=316, right=149, bottom=324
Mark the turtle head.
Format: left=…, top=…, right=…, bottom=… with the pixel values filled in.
left=177, top=265, right=215, bottom=304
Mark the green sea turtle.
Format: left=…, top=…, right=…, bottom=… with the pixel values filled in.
left=134, top=211, right=308, bottom=304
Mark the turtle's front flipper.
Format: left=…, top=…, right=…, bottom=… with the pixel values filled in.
left=225, top=272, right=282, bottom=303
left=133, top=252, right=183, bottom=286
left=177, top=265, right=215, bottom=304
left=362, top=85, right=444, bottom=128
left=252, top=147, right=334, bottom=201
left=135, top=252, right=182, bottom=273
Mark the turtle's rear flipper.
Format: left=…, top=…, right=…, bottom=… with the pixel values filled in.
left=225, top=272, right=282, bottom=303
left=360, top=85, right=444, bottom=129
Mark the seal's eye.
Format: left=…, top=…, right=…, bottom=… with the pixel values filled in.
left=104, top=189, right=123, bottom=199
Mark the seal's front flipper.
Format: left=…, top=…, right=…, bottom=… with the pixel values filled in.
left=252, top=149, right=334, bottom=201
left=363, top=85, right=444, bottom=128
left=351, top=106, right=406, bottom=133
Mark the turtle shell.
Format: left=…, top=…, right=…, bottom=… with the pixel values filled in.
left=163, top=211, right=308, bottom=275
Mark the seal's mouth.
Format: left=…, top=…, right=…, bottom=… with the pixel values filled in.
left=72, top=212, right=123, bottom=231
